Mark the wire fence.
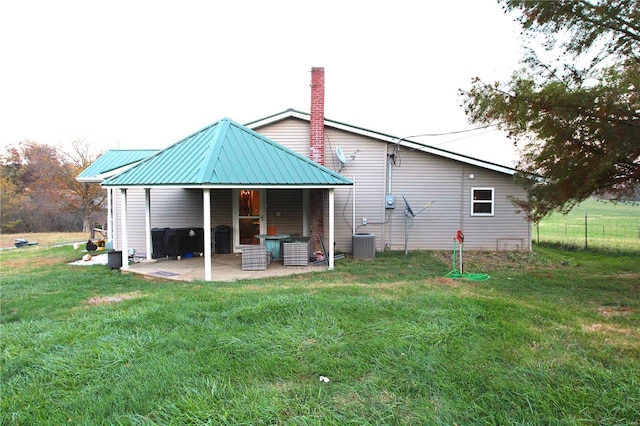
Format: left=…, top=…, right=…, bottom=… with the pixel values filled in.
left=535, top=215, right=640, bottom=252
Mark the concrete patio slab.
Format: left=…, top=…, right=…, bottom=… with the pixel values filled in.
left=121, top=253, right=328, bottom=282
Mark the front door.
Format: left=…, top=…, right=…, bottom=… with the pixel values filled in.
left=233, top=189, right=265, bottom=250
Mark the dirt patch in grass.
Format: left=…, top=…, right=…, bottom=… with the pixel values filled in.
left=87, top=291, right=143, bottom=306
left=584, top=323, right=633, bottom=333
left=596, top=306, right=637, bottom=316
left=432, top=250, right=545, bottom=272
left=582, top=322, right=639, bottom=346
left=613, top=272, right=640, bottom=281
left=432, top=277, right=462, bottom=287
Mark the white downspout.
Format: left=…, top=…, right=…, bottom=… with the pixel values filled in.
left=352, top=176, right=356, bottom=235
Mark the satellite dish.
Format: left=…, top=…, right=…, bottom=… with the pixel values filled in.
left=401, top=193, right=435, bottom=255
left=336, top=146, right=359, bottom=172
left=402, top=193, right=415, bottom=217
left=336, top=146, right=348, bottom=164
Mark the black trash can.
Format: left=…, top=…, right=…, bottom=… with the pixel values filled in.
left=173, top=228, right=192, bottom=256
left=215, top=225, right=231, bottom=254
left=177, top=228, right=204, bottom=256
left=151, top=227, right=168, bottom=258
left=163, top=228, right=181, bottom=257
left=108, top=250, right=123, bottom=269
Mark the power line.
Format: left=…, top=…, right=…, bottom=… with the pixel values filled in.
left=432, top=127, right=500, bottom=147
left=399, top=123, right=498, bottom=139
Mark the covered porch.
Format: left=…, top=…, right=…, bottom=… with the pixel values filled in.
left=99, top=117, right=352, bottom=281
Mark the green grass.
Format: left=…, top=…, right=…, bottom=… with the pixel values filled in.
left=1, top=243, right=639, bottom=425
left=536, top=198, right=640, bottom=251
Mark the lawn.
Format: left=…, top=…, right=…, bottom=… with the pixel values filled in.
left=1, top=239, right=639, bottom=425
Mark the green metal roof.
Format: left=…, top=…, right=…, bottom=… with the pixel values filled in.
left=77, top=149, right=159, bottom=182
left=102, top=117, right=352, bottom=187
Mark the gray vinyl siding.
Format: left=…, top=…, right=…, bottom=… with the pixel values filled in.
left=385, top=149, right=530, bottom=251
left=256, top=117, right=531, bottom=253
left=210, top=189, right=233, bottom=229
left=256, top=118, right=310, bottom=158
left=384, top=148, right=465, bottom=251
left=266, top=189, right=304, bottom=236
left=256, top=119, right=388, bottom=253
left=325, top=127, right=387, bottom=252
left=112, top=117, right=530, bottom=255
left=112, top=188, right=234, bottom=255
left=462, top=168, right=531, bottom=250
left=116, top=188, right=147, bottom=253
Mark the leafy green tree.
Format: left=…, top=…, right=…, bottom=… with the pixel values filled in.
left=460, top=0, right=639, bottom=221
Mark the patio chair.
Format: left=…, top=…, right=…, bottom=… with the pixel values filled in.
left=241, top=245, right=269, bottom=271
left=283, top=240, right=310, bottom=266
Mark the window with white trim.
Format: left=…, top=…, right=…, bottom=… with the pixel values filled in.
left=471, top=188, right=494, bottom=216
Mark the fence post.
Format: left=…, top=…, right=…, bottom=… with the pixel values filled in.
left=585, top=212, right=588, bottom=249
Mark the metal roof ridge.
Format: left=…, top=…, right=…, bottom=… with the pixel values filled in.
left=238, top=118, right=349, bottom=181
left=198, top=118, right=229, bottom=183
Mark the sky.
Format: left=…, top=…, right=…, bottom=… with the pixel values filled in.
left=1, top=0, right=527, bottom=166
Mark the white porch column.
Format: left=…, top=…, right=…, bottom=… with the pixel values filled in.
left=328, top=188, right=335, bottom=270
left=112, top=188, right=118, bottom=249
left=203, top=189, right=212, bottom=281
left=120, top=188, right=129, bottom=270
left=144, top=188, right=152, bottom=261
left=106, top=188, right=113, bottom=242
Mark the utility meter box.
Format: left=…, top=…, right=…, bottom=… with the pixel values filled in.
left=385, top=194, right=395, bottom=209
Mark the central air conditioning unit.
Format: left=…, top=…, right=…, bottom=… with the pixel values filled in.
left=352, top=233, right=375, bottom=259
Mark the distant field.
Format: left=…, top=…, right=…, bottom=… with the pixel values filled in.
left=536, top=198, right=640, bottom=251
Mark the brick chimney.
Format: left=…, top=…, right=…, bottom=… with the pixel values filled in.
left=310, top=67, right=325, bottom=165
left=309, top=67, right=325, bottom=250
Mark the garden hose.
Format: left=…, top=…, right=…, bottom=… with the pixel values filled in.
left=445, top=239, right=490, bottom=281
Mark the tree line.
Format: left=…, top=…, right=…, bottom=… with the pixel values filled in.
left=1, top=140, right=105, bottom=234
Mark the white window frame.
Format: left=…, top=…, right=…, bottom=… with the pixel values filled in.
left=471, top=187, right=494, bottom=216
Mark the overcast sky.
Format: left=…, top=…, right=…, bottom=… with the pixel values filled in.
left=1, top=0, right=526, bottom=166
